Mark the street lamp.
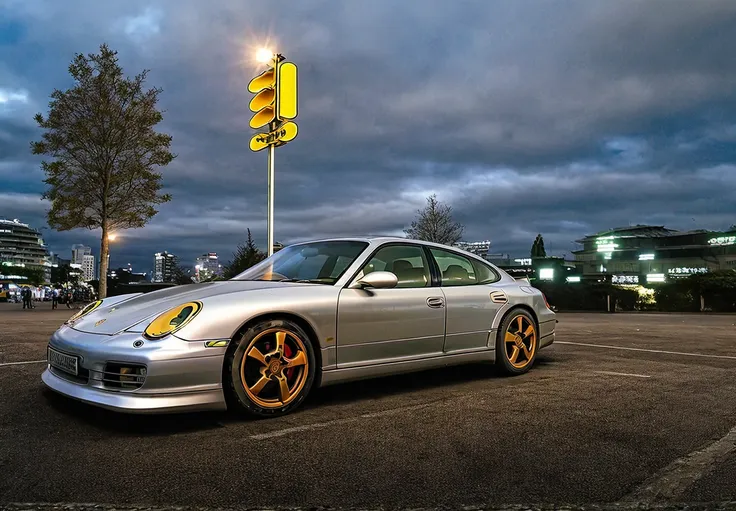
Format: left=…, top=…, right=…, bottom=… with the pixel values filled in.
left=256, top=47, right=274, bottom=64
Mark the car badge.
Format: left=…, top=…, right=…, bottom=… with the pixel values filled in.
left=95, top=319, right=107, bottom=327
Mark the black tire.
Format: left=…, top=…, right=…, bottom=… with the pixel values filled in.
left=225, top=318, right=317, bottom=418
left=494, top=308, right=538, bottom=376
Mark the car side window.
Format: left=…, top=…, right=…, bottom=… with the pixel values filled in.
left=360, top=245, right=430, bottom=288
left=430, top=248, right=477, bottom=286
left=472, top=259, right=500, bottom=284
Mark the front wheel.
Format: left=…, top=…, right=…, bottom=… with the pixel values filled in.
left=495, top=309, right=538, bottom=375
left=225, top=319, right=316, bottom=418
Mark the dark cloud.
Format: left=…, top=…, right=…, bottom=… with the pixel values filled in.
left=1, top=0, right=735, bottom=274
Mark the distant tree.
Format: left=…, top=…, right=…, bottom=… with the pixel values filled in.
left=31, top=44, right=175, bottom=299
left=729, top=225, right=736, bottom=232
left=171, top=263, right=195, bottom=285
left=50, top=263, right=80, bottom=286
left=531, top=234, right=547, bottom=258
left=12, top=266, right=46, bottom=286
left=224, top=229, right=267, bottom=279
left=404, top=194, right=465, bottom=245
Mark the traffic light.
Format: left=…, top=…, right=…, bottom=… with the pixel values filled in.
left=248, top=58, right=298, bottom=130
left=248, top=66, right=276, bottom=129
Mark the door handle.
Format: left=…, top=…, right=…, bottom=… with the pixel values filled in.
left=427, top=297, right=444, bottom=308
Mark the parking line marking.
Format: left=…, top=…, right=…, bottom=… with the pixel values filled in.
left=557, top=341, right=736, bottom=360
left=594, top=371, right=651, bottom=378
left=250, top=401, right=437, bottom=440
left=621, top=423, right=736, bottom=503
left=0, top=360, right=46, bottom=367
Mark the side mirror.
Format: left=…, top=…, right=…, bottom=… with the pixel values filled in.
left=351, top=271, right=398, bottom=289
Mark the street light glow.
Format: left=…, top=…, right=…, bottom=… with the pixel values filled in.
left=256, top=48, right=273, bottom=63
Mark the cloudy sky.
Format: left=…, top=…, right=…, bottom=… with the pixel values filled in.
left=1, top=0, right=735, bottom=275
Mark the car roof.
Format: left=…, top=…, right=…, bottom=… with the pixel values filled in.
left=290, top=236, right=493, bottom=262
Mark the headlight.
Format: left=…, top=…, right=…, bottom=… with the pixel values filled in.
left=143, top=301, right=203, bottom=340
left=66, top=300, right=103, bottom=324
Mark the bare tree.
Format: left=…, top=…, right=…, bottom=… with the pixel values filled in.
left=404, top=194, right=465, bottom=245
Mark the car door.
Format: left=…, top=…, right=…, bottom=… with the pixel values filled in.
left=336, top=243, right=446, bottom=367
left=428, top=247, right=504, bottom=353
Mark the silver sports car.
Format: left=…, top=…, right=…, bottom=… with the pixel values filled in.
left=43, top=237, right=556, bottom=417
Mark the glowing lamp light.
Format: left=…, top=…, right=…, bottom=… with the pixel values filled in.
left=256, top=48, right=274, bottom=63
left=539, top=268, right=554, bottom=280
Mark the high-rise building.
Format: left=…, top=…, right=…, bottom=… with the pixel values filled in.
left=71, top=244, right=92, bottom=265
left=0, top=219, right=51, bottom=277
left=153, top=251, right=177, bottom=283
left=195, top=252, right=223, bottom=280
left=81, top=254, right=96, bottom=282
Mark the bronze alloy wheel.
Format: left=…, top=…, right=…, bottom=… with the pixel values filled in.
left=495, top=309, right=538, bottom=375
left=226, top=318, right=317, bottom=417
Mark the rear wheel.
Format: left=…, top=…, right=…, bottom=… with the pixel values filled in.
left=225, top=318, right=316, bottom=417
left=495, top=309, right=538, bottom=375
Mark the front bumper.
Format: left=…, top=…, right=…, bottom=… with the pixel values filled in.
left=42, top=368, right=226, bottom=413
left=42, top=325, right=228, bottom=414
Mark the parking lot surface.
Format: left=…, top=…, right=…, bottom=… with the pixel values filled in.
left=1, top=302, right=735, bottom=509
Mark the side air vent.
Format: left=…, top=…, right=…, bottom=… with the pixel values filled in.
left=490, top=291, right=508, bottom=304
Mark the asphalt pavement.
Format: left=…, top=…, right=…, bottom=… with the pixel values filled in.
left=1, top=302, right=735, bottom=510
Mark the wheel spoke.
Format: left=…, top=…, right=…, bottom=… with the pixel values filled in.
left=509, top=345, right=520, bottom=363
left=504, top=331, right=517, bottom=343
left=276, top=374, right=291, bottom=402
left=275, top=331, right=286, bottom=354
left=516, top=316, right=523, bottom=333
left=522, top=344, right=532, bottom=360
left=247, top=347, right=268, bottom=366
left=249, top=374, right=270, bottom=396
left=523, top=325, right=535, bottom=338
left=284, top=350, right=307, bottom=368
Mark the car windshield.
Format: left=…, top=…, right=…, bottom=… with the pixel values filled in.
left=231, top=240, right=369, bottom=284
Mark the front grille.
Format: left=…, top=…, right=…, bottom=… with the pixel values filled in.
left=102, top=363, right=147, bottom=390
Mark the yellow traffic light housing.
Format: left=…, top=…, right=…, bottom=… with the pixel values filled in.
left=276, top=62, right=297, bottom=121
left=248, top=68, right=276, bottom=129
left=248, top=58, right=298, bottom=129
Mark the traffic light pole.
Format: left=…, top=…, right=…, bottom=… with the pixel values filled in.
left=266, top=121, right=276, bottom=257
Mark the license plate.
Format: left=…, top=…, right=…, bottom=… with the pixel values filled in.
left=48, top=347, right=78, bottom=376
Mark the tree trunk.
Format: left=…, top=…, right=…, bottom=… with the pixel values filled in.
left=99, top=225, right=110, bottom=299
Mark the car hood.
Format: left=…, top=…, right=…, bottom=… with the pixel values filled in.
left=70, top=280, right=310, bottom=335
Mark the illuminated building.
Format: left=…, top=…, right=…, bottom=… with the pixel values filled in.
left=573, top=225, right=736, bottom=283
left=453, top=240, right=491, bottom=258
left=195, top=253, right=223, bottom=280
left=153, top=251, right=177, bottom=283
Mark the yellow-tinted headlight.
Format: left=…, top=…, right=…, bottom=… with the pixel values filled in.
left=66, top=300, right=103, bottom=324
left=143, top=301, right=203, bottom=340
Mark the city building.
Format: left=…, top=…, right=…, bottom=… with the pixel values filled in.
left=454, top=240, right=491, bottom=258
left=195, top=252, right=223, bottom=280
left=0, top=218, right=51, bottom=268
left=573, top=224, right=736, bottom=284
left=81, top=254, right=96, bottom=282
left=153, top=251, right=177, bottom=283
left=49, top=252, right=71, bottom=268
left=71, top=244, right=91, bottom=265
left=486, top=254, right=578, bottom=282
